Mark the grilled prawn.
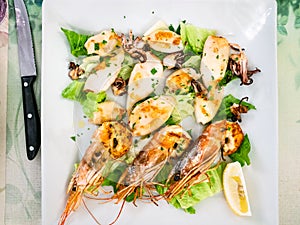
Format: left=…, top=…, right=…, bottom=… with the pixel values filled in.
left=58, top=121, right=132, bottom=225
left=113, top=125, right=192, bottom=205
left=165, top=120, right=244, bottom=200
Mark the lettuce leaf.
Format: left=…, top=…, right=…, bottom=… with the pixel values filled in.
left=170, top=162, right=226, bottom=213
left=118, top=64, right=134, bottom=80
left=229, top=134, right=251, bottom=166
left=156, top=163, right=227, bottom=213
left=101, top=163, right=127, bottom=193
left=214, top=94, right=256, bottom=121
left=165, top=93, right=195, bottom=125
left=180, top=22, right=216, bottom=55
left=175, top=94, right=195, bottom=118
left=182, top=55, right=201, bottom=72
left=61, top=80, right=85, bottom=102
left=61, top=28, right=91, bottom=57
left=165, top=110, right=182, bottom=125
left=61, top=80, right=106, bottom=118
left=117, top=53, right=136, bottom=80
left=150, top=49, right=168, bottom=60
left=218, top=70, right=239, bottom=87
left=81, top=92, right=106, bottom=118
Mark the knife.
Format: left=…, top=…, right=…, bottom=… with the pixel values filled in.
left=14, top=0, right=41, bottom=160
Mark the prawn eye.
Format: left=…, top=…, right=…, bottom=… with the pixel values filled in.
left=72, top=185, right=77, bottom=192
left=224, top=137, right=229, bottom=144
left=174, top=172, right=181, bottom=181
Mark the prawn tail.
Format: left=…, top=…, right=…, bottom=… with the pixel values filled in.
left=58, top=190, right=83, bottom=225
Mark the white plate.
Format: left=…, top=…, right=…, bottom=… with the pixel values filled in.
left=41, top=0, right=278, bottom=224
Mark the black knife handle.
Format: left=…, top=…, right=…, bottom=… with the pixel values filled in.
left=21, top=76, right=41, bottom=160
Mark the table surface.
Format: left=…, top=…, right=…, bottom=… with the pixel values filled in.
left=0, top=0, right=300, bottom=224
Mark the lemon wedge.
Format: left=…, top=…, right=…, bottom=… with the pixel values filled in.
left=223, top=162, right=251, bottom=216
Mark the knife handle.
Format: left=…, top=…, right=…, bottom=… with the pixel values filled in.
left=21, top=76, right=41, bottom=160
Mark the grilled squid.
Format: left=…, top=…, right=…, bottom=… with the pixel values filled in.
left=129, top=95, right=176, bottom=136
left=126, top=61, right=164, bottom=113
left=194, top=36, right=230, bottom=124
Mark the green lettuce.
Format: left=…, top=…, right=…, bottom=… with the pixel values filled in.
left=117, top=53, right=136, bottom=80
left=218, top=70, right=239, bottom=87
left=165, top=110, right=182, bottom=125
left=171, top=163, right=226, bottom=213
left=61, top=80, right=85, bottom=101
left=154, top=163, right=173, bottom=185
left=118, top=64, right=134, bottom=80
left=101, top=162, right=125, bottom=182
left=174, top=94, right=195, bottom=118
left=214, top=94, right=256, bottom=121
left=180, top=22, right=216, bottom=55
left=61, top=28, right=91, bottom=57
left=165, top=93, right=195, bottom=125
left=81, top=92, right=106, bottom=118
left=150, top=49, right=168, bottom=60
left=101, top=163, right=127, bottom=192
left=182, top=55, right=201, bottom=72
left=229, top=134, right=251, bottom=166
left=156, top=162, right=226, bottom=213
left=61, top=80, right=106, bottom=118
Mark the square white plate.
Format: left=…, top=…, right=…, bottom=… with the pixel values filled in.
left=41, top=0, right=278, bottom=224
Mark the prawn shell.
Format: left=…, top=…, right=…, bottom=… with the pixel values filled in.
left=124, top=125, right=192, bottom=185
left=172, top=120, right=226, bottom=178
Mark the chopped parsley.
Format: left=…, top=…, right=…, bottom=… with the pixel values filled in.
left=207, top=85, right=212, bottom=92
left=94, top=43, right=100, bottom=50
left=70, top=136, right=76, bottom=142
left=169, top=24, right=175, bottom=32
left=132, top=122, right=136, bottom=129
left=151, top=68, right=158, bottom=75
left=186, top=129, right=193, bottom=137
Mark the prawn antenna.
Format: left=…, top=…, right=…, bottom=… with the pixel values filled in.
left=109, top=199, right=126, bottom=225
left=82, top=198, right=102, bottom=225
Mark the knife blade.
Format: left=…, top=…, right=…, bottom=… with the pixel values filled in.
left=14, top=0, right=41, bottom=160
